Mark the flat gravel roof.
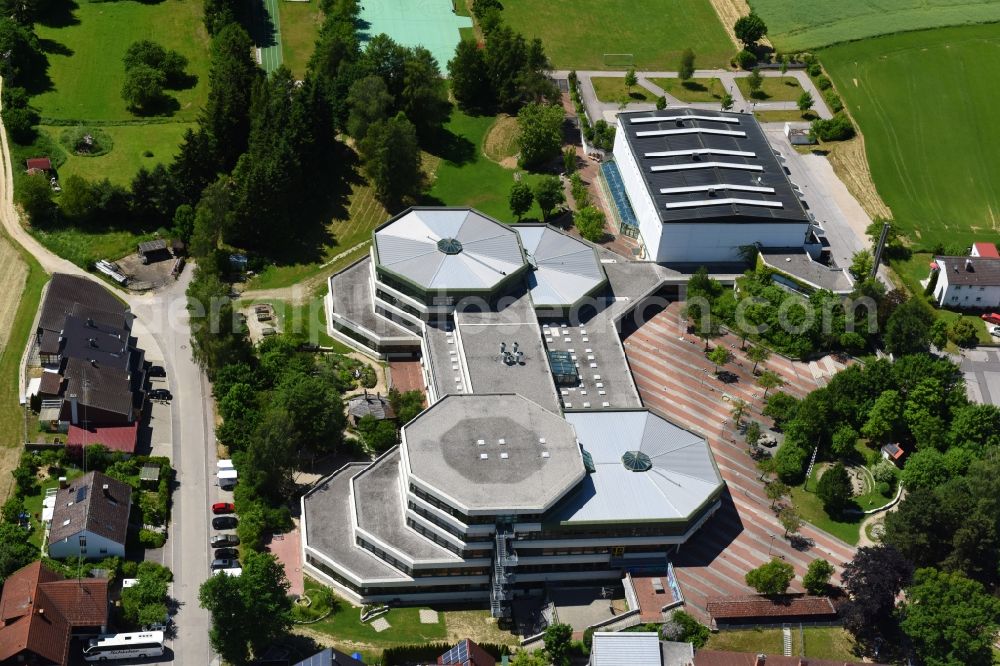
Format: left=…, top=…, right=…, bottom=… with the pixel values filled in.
left=401, top=394, right=585, bottom=514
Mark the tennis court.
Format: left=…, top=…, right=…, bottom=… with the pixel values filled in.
left=358, top=0, right=472, bottom=72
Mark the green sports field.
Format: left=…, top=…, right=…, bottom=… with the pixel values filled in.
left=821, top=24, right=1000, bottom=250
left=749, top=0, right=1000, bottom=51
left=499, top=0, right=734, bottom=70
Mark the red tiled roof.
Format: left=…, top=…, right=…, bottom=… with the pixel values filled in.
left=25, top=157, right=52, bottom=171
left=694, top=650, right=887, bottom=666
left=66, top=422, right=138, bottom=453
left=38, top=372, right=64, bottom=396
left=707, top=595, right=835, bottom=620
left=39, top=580, right=109, bottom=627
left=974, top=242, right=1000, bottom=258
left=0, top=562, right=74, bottom=665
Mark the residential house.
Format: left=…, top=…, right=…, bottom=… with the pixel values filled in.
left=929, top=244, right=1000, bottom=309
left=0, top=560, right=110, bottom=665
left=438, top=639, right=495, bottom=666
left=292, top=647, right=365, bottom=666
left=47, top=472, right=131, bottom=560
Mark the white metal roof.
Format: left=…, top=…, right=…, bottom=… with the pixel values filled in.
left=515, top=226, right=607, bottom=307
left=591, top=632, right=662, bottom=666
left=558, top=411, right=723, bottom=523
left=374, top=209, right=525, bottom=291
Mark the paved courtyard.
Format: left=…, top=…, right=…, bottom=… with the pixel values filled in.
left=388, top=359, right=426, bottom=396
left=622, top=302, right=856, bottom=622
left=266, top=521, right=304, bottom=598
left=951, top=348, right=1000, bottom=406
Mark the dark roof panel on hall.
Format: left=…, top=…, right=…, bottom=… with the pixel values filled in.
left=618, top=108, right=809, bottom=225
left=38, top=274, right=131, bottom=333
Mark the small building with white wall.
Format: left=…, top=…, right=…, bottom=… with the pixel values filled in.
left=47, top=471, right=131, bottom=560
left=612, top=108, right=814, bottom=263
left=930, top=252, right=1000, bottom=309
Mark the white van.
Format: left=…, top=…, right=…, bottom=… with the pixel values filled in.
left=217, top=459, right=235, bottom=470
left=217, top=469, right=238, bottom=489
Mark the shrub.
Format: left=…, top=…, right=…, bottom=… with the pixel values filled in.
left=138, top=529, right=166, bottom=549
left=59, top=126, right=113, bottom=157
left=877, top=480, right=892, bottom=497
left=871, top=460, right=897, bottom=485
left=3, top=106, right=38, bottom=144
left=810, top=114, right=855, bottom=142
left=775, top=441, right=810, bottom=484
left=816, top=75, right=832, bottom=90
left=824, top=90, right=843, bottom=113
left=656, top=95, right=666, bottom=110
left=808, top=63, right=822, bottom=77
left=735, top=49, right=757, bottom=70
left=948, top=318, right=979, bottom=348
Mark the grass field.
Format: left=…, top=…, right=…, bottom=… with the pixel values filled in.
left=30, top=225, right=157, bottom=270
left=706, top=627, right=857, bottom=660
left=426, top=109, right=545, bottom=223
left=822, top=25, right=1000, bottom=251
left=735, top=75, right=804, bottom=102
left=498, top=0, right=734, bottom=70
left=38, top=123, right=195, bottom=186
left=482, top=115, right=520, bottom=164
left=590, top=77, right=653, bottom=104
left=754, top=109, right=818, bottom=123
left=33, top=0, right=210, bottom=122
left=278, top=0, right=323, bottom=78
left=649, top=77, right=727, bottom=103
left=748, top=0, right=1000, bottom=51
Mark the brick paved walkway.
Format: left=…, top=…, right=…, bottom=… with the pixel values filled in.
left=266, top=521, right=304, bottom=597
left=622, top=302, right=856, bottom=623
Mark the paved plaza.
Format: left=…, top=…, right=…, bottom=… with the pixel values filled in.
left=622, top=302, right=856, bottom=622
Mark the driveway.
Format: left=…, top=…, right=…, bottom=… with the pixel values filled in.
left=0, top=78, right=216, bottom=665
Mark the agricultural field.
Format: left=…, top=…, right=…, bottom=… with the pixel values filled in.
left=278, top=0, right=324, bottom=78
left=748, top=0, right=1000, bottom=51
left=821, top=24, right=1000, bottom=251
left=498, top=0, right=734, bottom=70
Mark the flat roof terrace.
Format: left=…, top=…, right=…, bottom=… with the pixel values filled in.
left=329, top=257, right=419, bottom=341
left=542, top=319, right=641, bottom=411
left=401, top=394, right=586, bottom=515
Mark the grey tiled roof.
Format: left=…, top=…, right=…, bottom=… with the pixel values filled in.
left=48, top=471, right=131, bottom=546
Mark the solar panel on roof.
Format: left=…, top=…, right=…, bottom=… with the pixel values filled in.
left=76, top=486, right=88, bottom=502
left=439, top=639, right=469, bottom=665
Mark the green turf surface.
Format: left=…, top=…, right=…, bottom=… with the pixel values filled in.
left=749, top=0, right=1000, bottom=51
left=735, top=75, right=804, bottom=102
left=707, top=627, right=856, bottom=660
left=38, top=123, right=195, bottom=186
left=498, top=0, right=734, bottom=70
left=649, top=77, right=727, bottom=103
left=279, top=1, right=323, bottom=78
left=359, top=0, right=472, bottom=73
left=254, top=0, right=285, bottom=73
left=33, top=0, right=210, bottom=122
left=426, top=109, right=545, bottom=222
left=590, top=77, right=652, bottom=103
left=822, top=25, right=1000, bottom=251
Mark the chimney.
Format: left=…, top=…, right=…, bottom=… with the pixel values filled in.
left=966, top=258, right=974, bottom=271
left=69, top=393, right=78, bottom=424
left=58, top=476, right=68, bottom=489
left=89, top=338, right=97, bottom=347
left=754, top=656, right=766, bottom=666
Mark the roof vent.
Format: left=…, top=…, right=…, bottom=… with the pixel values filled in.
left=622, top=451, right=652, bottom=472
left=541, top=451, right=550, bottom=458
left=500, top=452, right=509, bottom=459
left=436, top=238, right=464, bottom=255
left=692, top=153, right=701, bottom=161
left=675, top=119, right=684, bottom=127
left=88, top=338, right=97, bottom=347
left=707, top=187, right=716, bottom=197
left=480, top=453, right=488, bottom=460
left=966, top=258, right=974, bottom=271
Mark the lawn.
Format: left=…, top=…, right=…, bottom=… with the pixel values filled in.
left=426, top=109, right=546, bottom=223
left=24, top=467, right=85, bottom=548
left=735, top=76, right=804, bottom=102
left=821, top=25, right=1000, bottom=251
left=748, top=0, right=1000, bottom=51
left=753, top=110, right=818, bottom=123
left=246, top=180, right=388, bottom=291
left=590, top=77, right=653, bottom=104
left=278, top=0, right=323, bottom=79
left=33, top=0, right=210, bottom=122
left=29, top=224, right=157, bottom=270
left=497, top=0, right=734, bottom=70
left=38, top=123, right=196, bottom=186
left=706, top=627, right=857, bottom=660
left=649, top=77, right=726, bottom=103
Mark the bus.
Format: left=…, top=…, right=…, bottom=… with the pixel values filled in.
left=82, top=631, right=164, bottom=661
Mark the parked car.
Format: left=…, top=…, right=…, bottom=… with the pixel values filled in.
left=211, top=558, right=239, bottom=571
left=717, top=371, right=738, bottom=384
left=261, top=327, right=277, bottom=337
left=990, top=325, right=1000, bottom=337
left=148, top=365, right=166, bottom=378
left=212, top=502, right=236, bottom=515
left=982, top=313, right=1000, bottom=326
left=213, top=548, right=239, bottom=559
left=211, top=534, right=240, bottom=548
left=149, top=388, right=172, bottom=401
left=212, top=516, right=238, bottom=530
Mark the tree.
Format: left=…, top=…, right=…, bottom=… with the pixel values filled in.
left=747, top=67, right=763, bottom=97
left=774, top=441, right=809, bottom=484
left=356, top=415, right=398, bottom=452
left=623, top=68, right=638, bottom=95
left=574, top=206, right=605, bottom=243
left=803, top=558, right=834, bottom=595
left=448, top=39, right=493, bottom=113
left=534, top=176, right=564, bottom=221
left=0, top=17, right=45, bottom=86
left=203, top=24, right=261, bottom=172
left=840, top=545, right=913, bottom=644
left=929, top=318, right=949, bottom=349
left=660, top=610, right=709, bottom=647
left=948, top=318, right=979, bottom=348
left=810, top=113, right=855, bottom=142
left=273, top=372, right=347, bottom=453
left=765, top=479, right=789, bottom=509
left=797, top=91, right=814, bottom=113
left=199, top=551, right=292, bottom=665
left=746, top=344, right=770, bottom=372
left=730, top=398, right=749, bottom=426
left=745, top=420, right=762, bottom=451
left=900, top=568, right=1000, bottom=666
left=707, top=345, right=731, bottom=374
left=817, top=463, right=853, bottom=515
left=361, top=112, right=422, bottom=209
left=517, top=102, right=564, bottom=169
left=831, top=424, right=858, bottom=460
left=0, top=523, right=38, bottom=583
left=848, top=250, right=874, bottom=282
left=510, top=651, right=547, bottom=666
left=721, top=92, right=734, bottom=111
left=861, top=389, right=902, bottom=443
left=123, top=40, right=189, bottom=87
left=388, top=388, right=426, bottom=425
left=509, top=181, right=533, bottom=220
left=678, top=48, right=695, bottom=81
left=543, top=622, right=572, bottom=666
left=757, top=370, right=783, bottom=398
left=399, top=47, right=449, bottom=135
left=745, top=558, right=794, bottom=595
left=899, top=448, right=948, bottom=490
left=734, top=12, right=768, bottom=47
left=779, top=505, right=801, bottom=538
left=656, top=95, right=667, bottom=110
left=764, top=391, right=798, bottom=427
left=346, top=75, right=393, bottom=141
left=121, top=64, right=165, bottom=112
left=16, top=174, right=53, bottom=221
